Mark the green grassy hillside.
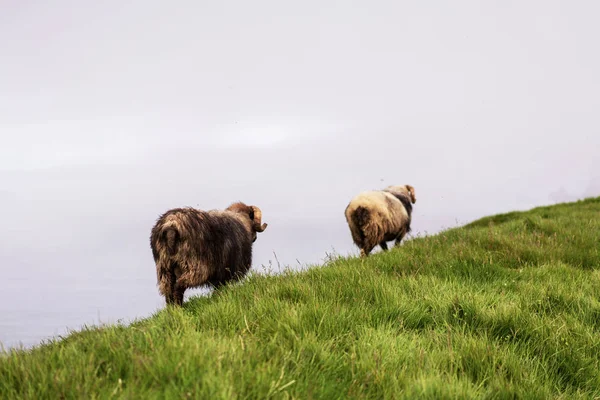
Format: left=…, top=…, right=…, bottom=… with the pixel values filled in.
left=2, top=198, right=600, bottom=399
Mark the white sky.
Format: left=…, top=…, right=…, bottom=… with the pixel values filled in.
left=1, top=0, right=599, bottom=348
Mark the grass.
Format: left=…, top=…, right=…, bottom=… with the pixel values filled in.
left=1, top=197, right=600, bottom=399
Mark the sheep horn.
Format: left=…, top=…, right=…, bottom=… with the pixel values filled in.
left=251, top=206, right=268, bottom=232
left=406, top=185, right=416, bottom=204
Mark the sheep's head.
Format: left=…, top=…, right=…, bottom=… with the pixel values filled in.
left=384, top=185, right=417, bottom=204
left=226, top=202, right=268, bottom=242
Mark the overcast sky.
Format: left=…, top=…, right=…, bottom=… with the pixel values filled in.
left=1, top=0, right=599, bottom=348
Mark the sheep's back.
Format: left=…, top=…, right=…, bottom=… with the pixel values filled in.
left=152, top=208, right=252, bottom=275
left=346, top=191, right=409, bottom=232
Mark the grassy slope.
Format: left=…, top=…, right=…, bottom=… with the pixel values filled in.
left=1, top=198, right=600, bottom=399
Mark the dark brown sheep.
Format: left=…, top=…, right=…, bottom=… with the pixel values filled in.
left=344, top=185, right=416, bottom=257
left=150, top=201, right=268, bottom=306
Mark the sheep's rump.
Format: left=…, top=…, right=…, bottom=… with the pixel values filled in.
left=150, top=207, right=253, bottom=292
left=344, top=191, right=412, bottom=248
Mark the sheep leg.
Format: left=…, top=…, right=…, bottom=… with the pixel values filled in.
left=173, top=286, right=185, bottom=306
left=164, top=287, right=184, bottom=306
left=379, top=241, right=389, bottom=251
left=162, top=268, right=177, bottom=305
left=165, top=290, right=178, bottom=306
left=210, top=281, right=228, bottom=295
left=394, top=233, right=406, bottom=247
left=360, top=245, right=374, bottom=258
left=164, top=265, right=185, bottom=306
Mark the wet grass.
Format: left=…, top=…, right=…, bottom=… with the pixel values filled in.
left=1, top=197, right=599, bottom=399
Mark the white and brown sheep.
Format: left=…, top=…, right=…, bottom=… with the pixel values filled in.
left=344, top=185, right=416, bottom=257
left=150, top=202, right=268, bottom=306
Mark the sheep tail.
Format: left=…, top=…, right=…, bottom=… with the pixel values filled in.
left=351, top=206, right=370, bottom=245
left=164, top=228, right=179, bottom=256
left=154, top=225, right=180, bottom=298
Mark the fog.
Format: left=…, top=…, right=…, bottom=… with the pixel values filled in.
left=1, top=0, right=599, bottom=349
